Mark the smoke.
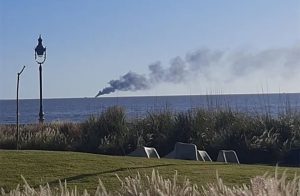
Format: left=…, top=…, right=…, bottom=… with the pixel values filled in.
left=95, top=46, right=300, bottom=97
left=95, top=72, right=150, bottom=97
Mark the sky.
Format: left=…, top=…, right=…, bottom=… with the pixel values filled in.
left=1, top=0, right=300, bottom=99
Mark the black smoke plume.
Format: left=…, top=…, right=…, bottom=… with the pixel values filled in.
left=96, top=46, right=300, bottom=97
left=95, top=72, right=150, bottom=97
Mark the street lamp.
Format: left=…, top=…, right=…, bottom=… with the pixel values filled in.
left=16, top=65, right=25, bottom=149
left=35, top=35, right=46, bottom=123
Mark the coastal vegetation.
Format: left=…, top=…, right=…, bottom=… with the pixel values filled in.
left=3, top=169, right=300, bottom=196
left=0, top=150, right=299, bottom=194
left=1, top=106, right=300, bottom=164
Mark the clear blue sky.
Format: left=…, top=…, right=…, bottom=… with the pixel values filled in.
left=1, top=0, right=300, bottom=99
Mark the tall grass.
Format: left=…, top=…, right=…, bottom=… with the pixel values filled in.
left=202, top=169, right=300, bottom=195
left=1, top=106, right=300, bottom=163
left=1, top=169, right=299, bottom=195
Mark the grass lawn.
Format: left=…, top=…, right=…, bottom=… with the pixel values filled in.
left=0, top=150, right=299, bottom=192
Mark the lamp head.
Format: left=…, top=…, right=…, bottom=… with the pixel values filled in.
left=35, top=35, right=46, bottom=57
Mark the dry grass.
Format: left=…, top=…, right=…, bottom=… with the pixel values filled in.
left=116, top=170, right=200, bottom=195
left=202, top=169, right=300, bottom=195
left=1, top=169, right=300, bottom=196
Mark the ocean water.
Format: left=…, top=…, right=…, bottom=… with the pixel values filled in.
left=1, top=93, right=300, bottom=124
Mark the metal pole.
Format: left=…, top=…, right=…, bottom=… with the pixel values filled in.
left=16, top=66, right=25, bottom=150
left=39, top=63, right=44, bottom=123
left=16, top=74, right=19, bottom=150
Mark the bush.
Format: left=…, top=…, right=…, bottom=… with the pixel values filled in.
left=138, top=110, right=176, bottom=156
left=1, top=106, right=300, bottom=163
left=80, top=106, right=131, bottom=155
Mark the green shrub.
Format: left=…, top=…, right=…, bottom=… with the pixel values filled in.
left=1, top=106, right=300, bottom=163
left=138, top=110, right=176, bottom=156
left=80, top=106, right=131, bottom=155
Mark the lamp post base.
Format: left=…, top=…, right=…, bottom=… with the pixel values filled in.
left=39, top=112, right=44, bottom=123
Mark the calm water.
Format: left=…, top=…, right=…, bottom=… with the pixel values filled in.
left=1, top=93, right=300, bottom=124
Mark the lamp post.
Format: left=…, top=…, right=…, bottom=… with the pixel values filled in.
left=35, top=35, right=46, bottom=123
left=16, top=65, right=25, bottom=150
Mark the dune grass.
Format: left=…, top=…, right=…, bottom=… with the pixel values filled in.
left=0, top=150, right=299, bottom=193
left=2, top=106, right=300, bottom=164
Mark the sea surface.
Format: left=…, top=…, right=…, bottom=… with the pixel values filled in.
left=1, top=93, right=300, bottom=124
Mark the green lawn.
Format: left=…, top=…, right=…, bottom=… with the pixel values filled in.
left=0, top=150, right=299, bottom=192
